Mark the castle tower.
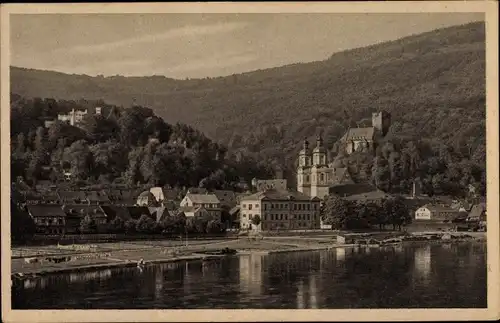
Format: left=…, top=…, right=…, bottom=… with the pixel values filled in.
left=310, top=135, right=330, bottom=199
left=297, top=138, right=312, bottom=196
left=372, top=111, right=391, bottom=137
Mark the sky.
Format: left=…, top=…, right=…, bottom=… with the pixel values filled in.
left=10, top=13, right=484, bottom=79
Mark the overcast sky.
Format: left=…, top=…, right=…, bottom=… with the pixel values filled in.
left=10, top=13, right=483, bottom=79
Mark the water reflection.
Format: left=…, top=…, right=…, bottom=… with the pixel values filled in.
left=12, top=243, right=487, bottom=309
left=239, top=254, right=263, bottom=295
left=336, top=248, right=346, bottom=261
left=414, top=245, right=432, bottom=285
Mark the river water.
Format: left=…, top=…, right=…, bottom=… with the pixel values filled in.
left=12, top=242, right=487, bottom=309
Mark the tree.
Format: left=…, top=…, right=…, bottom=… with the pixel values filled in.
left=63, top=140, right=94, bottom=180
left=109, top=216, right=125, bottom=233
left=136, top=214, right=156, bottom=233
left=372, top=155, right=391, bottom=191
left=251, top=214, right=261, bottom=227
left=383, top=196, right=411, bottom=231
left=124, top=219, right=138, bottom=234
left=11, top=201, right=36, bottom=241
left=80, top=215, right=98, bottom=234
left=321, top=195, right=351, bottom=230
left=206, top=219, right=224, bottom=233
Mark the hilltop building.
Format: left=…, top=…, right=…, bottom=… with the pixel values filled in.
left=340, top=111, right=391, bottom=155
left=58, top=108, right=88, bottom=126
left=297, top=136, right=354, bottom=199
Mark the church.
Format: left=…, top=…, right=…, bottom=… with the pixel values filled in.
left=297, top=136, right=354, bottom=199
left=339, top=111, right=391, bottom=155
left=297, top=111, right=391, bottom=199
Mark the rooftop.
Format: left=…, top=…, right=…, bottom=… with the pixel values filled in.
left=340, top=127, right=375, bottom=141
left=185, top=193, right=220, bottom=204
left=240, top=189, right=320, bottom=202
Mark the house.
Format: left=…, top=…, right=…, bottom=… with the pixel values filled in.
left=100, top=205, right=133, bottom=222
left=35, top=180, right=55, bottom=192
left=329, top=183, right=381, bottom=198
left=85, top=191, right=111, bottom=205
left=344, top=190, right=392, bottom=202
left=414, top=204, right=467, bottom=222
left=41, top=192, right=61, bottom=204
left=127, top=206, right=152, bottom=220
left=252, top=179, right=288, bottom=192
left=136, top=191, right=159, bottom=207
left=180, top=193, right=222, bottom=220
left=27, top=205, right=68, bottom=235
left=57, top=108, right=88, bottom=126
left=58, top=191, right=88, bottom=204
left=62, top=205, right=108, bottom=229
left=213, top=190, right=237, bottom=208
left=228, top=206, right=241, bottom=229
left=467, top=203, right=486, bottom=223
left=239, top=189, right=321, bottom=231
left=149, top=187, right=180, bottom=203
left=178, top=205, right=210, bottom=218
left=44, top=119, right=55, bottom=128
left=186, top=187, right=208, bottom=194
left=106, top=189, right=136, bottom=206
left=148, top=206, right=170, bottom=223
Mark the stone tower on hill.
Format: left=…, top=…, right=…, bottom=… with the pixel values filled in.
left=339, top=111, right=392, bottom=155
left=372, top=110, right=391, bottom=137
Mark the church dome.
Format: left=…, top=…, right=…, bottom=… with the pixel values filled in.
left=312, top=135, right=326, bottom=154
left=298, top=138, right=311, bottom=155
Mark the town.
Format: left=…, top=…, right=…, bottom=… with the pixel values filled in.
left=11, top=107, right=486, bottom=242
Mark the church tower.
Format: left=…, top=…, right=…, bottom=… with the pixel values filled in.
left=297, top=138, right=312, bottom=196
left=310, top=135, right=330, bottom=199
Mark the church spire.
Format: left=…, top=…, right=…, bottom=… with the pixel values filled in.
left=316, top=134, right=324, bottom=148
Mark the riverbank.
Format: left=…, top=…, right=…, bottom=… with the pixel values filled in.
left=11, top=231, right=486, bottom=277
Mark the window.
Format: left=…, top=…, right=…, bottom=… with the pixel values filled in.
left=293, top=204, right=297, bottom=210
left=249, top=204, right=253, bottom=210
left=285, top=204, right=288, bottom=209
left=307, top=204, right=310, bottom=211
left=264, top=204, right=268, bottom=210
left=306, top=175, right=310, bottom=183
left=320, top=173, right=324, bottom=182
left=284, top=215, right=288, bottom=220
left=307, top=214, right=310, bottom=221
left=249, top=214, right=253, bottom=220
left=255, top=204, right=259, bottom=209
left=242, top=213, right=247, bottom=218
left=242, top=204, right=246, bottom=209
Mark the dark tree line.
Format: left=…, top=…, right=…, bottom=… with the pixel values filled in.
left=320, top=195, right=412, bottom=231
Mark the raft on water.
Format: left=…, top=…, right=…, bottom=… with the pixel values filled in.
left=197, top=248, right=238, bottom=256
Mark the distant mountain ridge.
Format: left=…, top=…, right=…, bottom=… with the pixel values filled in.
left=10, top=21, right=485, bottom=165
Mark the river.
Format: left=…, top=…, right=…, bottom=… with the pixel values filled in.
left=12, top=242, right=487, bottom=309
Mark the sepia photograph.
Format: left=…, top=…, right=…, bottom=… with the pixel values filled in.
left=1, top=2, right=499, bottom=322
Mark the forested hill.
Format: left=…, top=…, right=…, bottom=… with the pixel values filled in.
left=10, top=21, right=486, bottom=197
left=10, top=95, right=274, bottom=190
